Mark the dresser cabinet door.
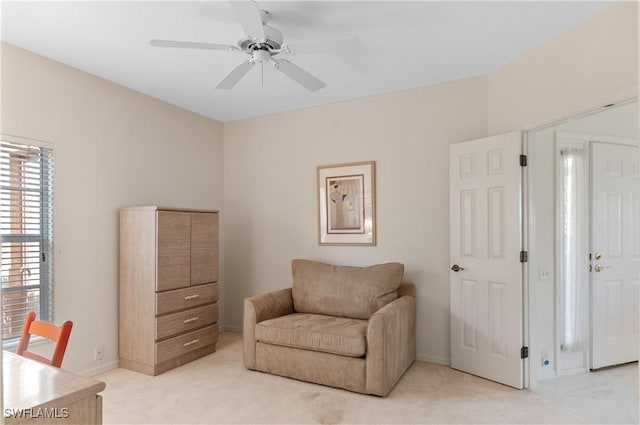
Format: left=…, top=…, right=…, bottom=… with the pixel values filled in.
left=190, top=213, right=219, bottom=285
left=156, top=211, right=191, bottom=291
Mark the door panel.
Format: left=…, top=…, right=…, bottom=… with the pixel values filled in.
left=450, top=131, right=524, bottom=389
left=191, top=213, right=219, bottom=285
left=157, top=211, right=191, bottom=291
left=488, top=187, right=505, bottom=258
left=461, top=279, right=478, bottom=349
left=460, top=190, right=476, bottom=257
left=489, top=281, right=507, bottom=357
left=591, top=142, right=639, bottom=369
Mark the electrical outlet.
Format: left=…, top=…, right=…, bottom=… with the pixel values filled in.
left=94, top=345, right=104, bottom=361
left=538, top=266, right=551, bottom=281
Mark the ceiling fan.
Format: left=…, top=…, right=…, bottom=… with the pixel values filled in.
left=150, top=1, right=361, bottom=92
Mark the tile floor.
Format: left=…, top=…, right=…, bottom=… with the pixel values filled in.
left=533, top=362, right=638, bottom=424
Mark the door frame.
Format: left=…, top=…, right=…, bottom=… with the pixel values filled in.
left=522, top=133, right=530, bottom=389
left=524, top=97, right=638, bottom=388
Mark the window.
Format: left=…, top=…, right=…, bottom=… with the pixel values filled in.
left=557, top=143, right=588, bottom=352
left=0, top=135, right=53, bottom=341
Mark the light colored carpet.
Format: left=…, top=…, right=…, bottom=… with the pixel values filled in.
left=97, top=332, right=589, bottom=424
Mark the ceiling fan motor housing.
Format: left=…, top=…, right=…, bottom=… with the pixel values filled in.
left=238, top=25, right=284, bottom=52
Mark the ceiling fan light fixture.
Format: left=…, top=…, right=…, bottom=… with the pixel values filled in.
left=252, top=49, right=270, bottom=63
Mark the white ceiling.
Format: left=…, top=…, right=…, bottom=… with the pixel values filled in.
left=1, top=1, right=616, bottom=122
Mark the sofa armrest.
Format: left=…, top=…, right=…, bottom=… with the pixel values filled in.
left=365, top=294, right=416, bottom=396
left=243, top=288, right=294, bottom=370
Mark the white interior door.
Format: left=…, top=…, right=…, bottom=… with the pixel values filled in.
left=591, top=142, right=639, bottom=369
left=449, top=131, right=525, bottom=389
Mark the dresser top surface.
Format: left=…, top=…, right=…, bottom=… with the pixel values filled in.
left=120, top=206, right=219, bottom=214
left=3, top=351, right=106, bottom=410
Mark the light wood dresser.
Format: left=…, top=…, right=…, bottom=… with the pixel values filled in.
left=119, top=206, right=219, bottom=375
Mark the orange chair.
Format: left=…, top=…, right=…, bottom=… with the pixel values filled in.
left=16, top=311, right=73, bottom=368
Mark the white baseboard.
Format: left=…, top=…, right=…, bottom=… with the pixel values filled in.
left=80, top=359, right=119, bottom=377
left=416, top=353, right=450, bottom=366
left=536, top=368, right=557, bottom=382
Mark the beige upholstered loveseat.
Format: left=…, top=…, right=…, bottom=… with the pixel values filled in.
left=243, top=259, right=416, bottom=396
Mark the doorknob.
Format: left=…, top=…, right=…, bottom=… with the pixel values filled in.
left=594, top=264, right=612, bottom=273
left=451, top=264, right=464, bottom=272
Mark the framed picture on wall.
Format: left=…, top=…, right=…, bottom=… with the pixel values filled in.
left=317, top=161, right=376, bottom=246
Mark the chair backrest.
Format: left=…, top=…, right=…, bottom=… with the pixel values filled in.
left=16, top=311, right=73, bottom=368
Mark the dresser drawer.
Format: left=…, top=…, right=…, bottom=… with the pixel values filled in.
left=156, top=325, right=218, bottom=364
left=156, top=283, right=218, bottom=315
left=156, top=304, right=218, bottom=340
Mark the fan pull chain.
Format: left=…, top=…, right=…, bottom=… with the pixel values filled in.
left=261, top=63, right=264, bottom=88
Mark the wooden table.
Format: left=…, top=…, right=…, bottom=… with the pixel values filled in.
left=3, top=351, right=106, bottom=424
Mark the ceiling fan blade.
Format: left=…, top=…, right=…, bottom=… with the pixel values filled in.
left=215, top=60, right=255, bottom=90
left=283, top=36, right=361, bottom=56
left=229, top=1, right=265, bottom=41
left=274, top=59, right=325, bottom=92
left=150, top=39, right=237, bottom=52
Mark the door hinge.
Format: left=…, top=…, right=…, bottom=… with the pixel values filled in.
left=41, top=252, right=46, bottom=262
left=520, top=251, right=528, bottom=263
left=521, top=346, right=529, bottom=359
left=519, top=154, right=527, bottom=167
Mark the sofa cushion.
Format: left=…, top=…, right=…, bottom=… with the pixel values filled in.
left=291, top=259, right=404, bottom=320
left=255, top=313, right=368, bottom=357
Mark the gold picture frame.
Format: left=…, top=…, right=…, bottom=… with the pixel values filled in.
left=317, top=161, right=376, bottom=246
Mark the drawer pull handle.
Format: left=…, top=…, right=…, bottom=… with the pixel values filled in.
left=183, top=317, right=199, bottom=324
left=184, top=294, right=200, bottom=300
left=183, top=339, right=200, bottom=347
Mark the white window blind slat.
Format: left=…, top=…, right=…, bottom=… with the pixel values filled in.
left=0, top=138, right=53, bottom=341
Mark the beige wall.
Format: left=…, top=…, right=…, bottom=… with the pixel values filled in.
left=223, top=77, right=488, bottom=363
left=1, top=43, right=224, bottom=374
left=488, top=1, right=638, bottom=134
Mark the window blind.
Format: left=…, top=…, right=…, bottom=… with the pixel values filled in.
left=0, top=138, right=53, bottom=341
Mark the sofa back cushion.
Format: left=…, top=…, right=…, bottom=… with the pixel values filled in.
left=291, top=259, right=404, bottom=320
